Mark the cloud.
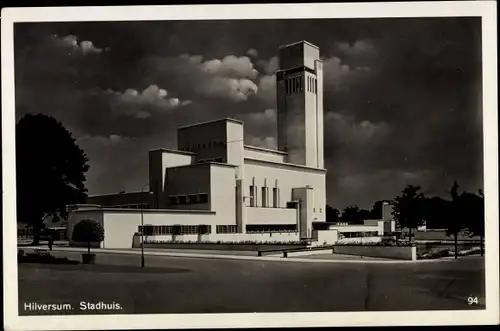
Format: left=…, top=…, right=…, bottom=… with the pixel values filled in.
left=334, top=40, right=378, bottom=59
left=103, top=85, right=190, bottom=119
left=201, top=55, right=259, bottom=79
left=53, top=34, right=105, bottom=55
left=246, top=48, right=259, bottom=57
left=139, top=54, right=259, bottom=102
left=323, top=56, right=371, bottom=92
left=325, top=112, right=389, bottom=145
left=256, top=56, right=279, bottom=75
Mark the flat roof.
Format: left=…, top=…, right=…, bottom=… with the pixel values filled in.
left=73, top=208, right=216, bottom=215
left=244, top=145, right=288, bottom=155
left=165, top=161, right=237, bottom=170
left=87, top=191, right=146, bottom=198
left=279, top=40, right=320, bottom=50
left=177, top=118, right=243, bottom=130
left=149, top=148, right=195, bottom=155
left=244, top=157, right=327, bottom=173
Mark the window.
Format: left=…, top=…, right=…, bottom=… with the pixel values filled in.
left=273, top=187, right=279, bottom=208
left=246, top=224, right=297, bottom=233
left=178, top=195, right=187, bottom=204
left=187, top=194, right=198, bottom=204
left=214, top=157, right=223, bottom=163
left=261, top=187, right=268, bottom=207
left=168, top=196, right=178, bottom=205
left=314, top=78, right=317, bottom=93
left=249, top=185, right=256, bottom=207
left=198, top=193, right=209, bottom=203
left=216, top=225, right=237, bottom=234
left=287, top=201, right=298, bottom=209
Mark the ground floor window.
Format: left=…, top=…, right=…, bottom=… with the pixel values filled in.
left=246, top=224, right=297, bottom=233
left=138, top=224, right=212, bottom=235
left=216, top=225, right=237, bottom=233
left=167, top=193, right=209, bottom=205
left=339, top=231, right=378, bottom=239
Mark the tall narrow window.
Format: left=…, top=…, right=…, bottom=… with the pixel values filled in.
left=249, top=185, right=255, bottom=207
left=273, top=187, right=279, bottom=208
left=314, top=78, right=317, bottom=94
left=261, top=187, right=268, bottom=207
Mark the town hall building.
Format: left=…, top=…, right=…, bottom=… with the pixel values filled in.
left=67, top=41, right=392, bottom=248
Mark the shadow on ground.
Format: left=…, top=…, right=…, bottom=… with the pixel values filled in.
left=19, top=262, right=191, bottom=274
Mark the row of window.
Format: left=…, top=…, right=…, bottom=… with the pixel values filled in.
left=338, top=231, right=379, bottom=239
left=285, top=76, right=317, bottom=95
left=197, top=157, right=223, bottom=164
left=216, top=225, right=238, bottom=234
left=249, top=185, right=280, bottom=208
left=246, top=224, right=298, bottom=233
left=108, top=203, right=149, bottom=209
left=137, top=224, right=297, bottom=235
left=138, top=225, right=211, bottom=235
left=167, top=193, right=209, bottom=205
left=179, top=141, right=226, bottom=152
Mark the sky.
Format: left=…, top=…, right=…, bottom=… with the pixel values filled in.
left=14, top=17, right=484, bottom=209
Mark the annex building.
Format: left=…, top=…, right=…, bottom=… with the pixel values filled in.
left=68, top=41, right=393, bottom=249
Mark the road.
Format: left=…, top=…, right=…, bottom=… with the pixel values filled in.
left=18, top=251, right=485, bottom=315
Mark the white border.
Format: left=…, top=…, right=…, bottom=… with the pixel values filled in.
left=2, top=2, right=498, bottom=330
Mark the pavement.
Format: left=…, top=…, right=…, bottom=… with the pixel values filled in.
left=21, top=246, right=435, bottom=264
left=17, top=250, right=486, bottom=315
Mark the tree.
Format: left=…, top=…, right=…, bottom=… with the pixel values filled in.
left=391, top=185, right=425, bottom=240
left=325, top=205, right=340, bottom=223
left=16, top=114, right=90, bottom=244
left=341, top=205, right=363, bottom=224
left=71, top=219, right=105, bottom=255
left=463, top=191, right=485, bottom=256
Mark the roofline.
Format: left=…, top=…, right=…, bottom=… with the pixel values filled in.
left=86, top=191, right=149, bottom=199
left=165, top=162, right=237, bottom=170
left=279, top=40, right=319, bottom=50
left=73, top=208, right=216, bottom=215
left=149, top=148, right=195, bottom=155
left=244, top=157, right=327, bottom=173
left=177, top=118, right=243, bottom=130
left=244, top=145, right=288, bottom=155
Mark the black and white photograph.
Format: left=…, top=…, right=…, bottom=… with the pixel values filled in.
left=2, top=2, right=498, bottom=330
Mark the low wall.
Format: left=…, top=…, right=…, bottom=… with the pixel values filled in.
left=333, top=245, right=417, bottom=261
left=141, top=232, right=301, bottom=244
left=142, top=243, right=307, bottom=251
left=336, top=236, right=382, bottom=244
left=313, top=230, right=338, bottom=245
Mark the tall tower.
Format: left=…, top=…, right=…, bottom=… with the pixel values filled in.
left=276, top=41, right=324, bottom=169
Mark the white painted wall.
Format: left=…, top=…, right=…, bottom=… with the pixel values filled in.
left=143, top=232, right=301, bottom=243
left=315, top=229, right=338, bottom=245
left=328, top=224, right=379, bottom=232
left=243, top=146, right=286, bottom=163
left=243, top=160, right=326, bottom=222
left=209, top=164, right=238, bottom=225
left=102, top=210, right=217, bottom=249
left=245, top=207, right=297, bottom=225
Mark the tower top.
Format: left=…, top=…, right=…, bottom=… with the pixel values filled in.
left=278, top=40, right=320, bottom=71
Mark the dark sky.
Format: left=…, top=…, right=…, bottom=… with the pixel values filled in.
left=14, top=17, right=484, bottom=209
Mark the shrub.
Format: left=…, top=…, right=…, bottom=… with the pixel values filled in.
left=72, top=219, right=104, bottom=255
left=334, top=239, right=414, bottom=247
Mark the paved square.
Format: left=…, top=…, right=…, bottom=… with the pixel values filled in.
left=18, top=252, right=485, bottom=314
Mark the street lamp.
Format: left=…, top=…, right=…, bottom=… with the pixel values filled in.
left=140, top=183, right=152, bottom=268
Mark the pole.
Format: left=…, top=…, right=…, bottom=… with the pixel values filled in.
left=140, top=183, right=148, bottom=268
